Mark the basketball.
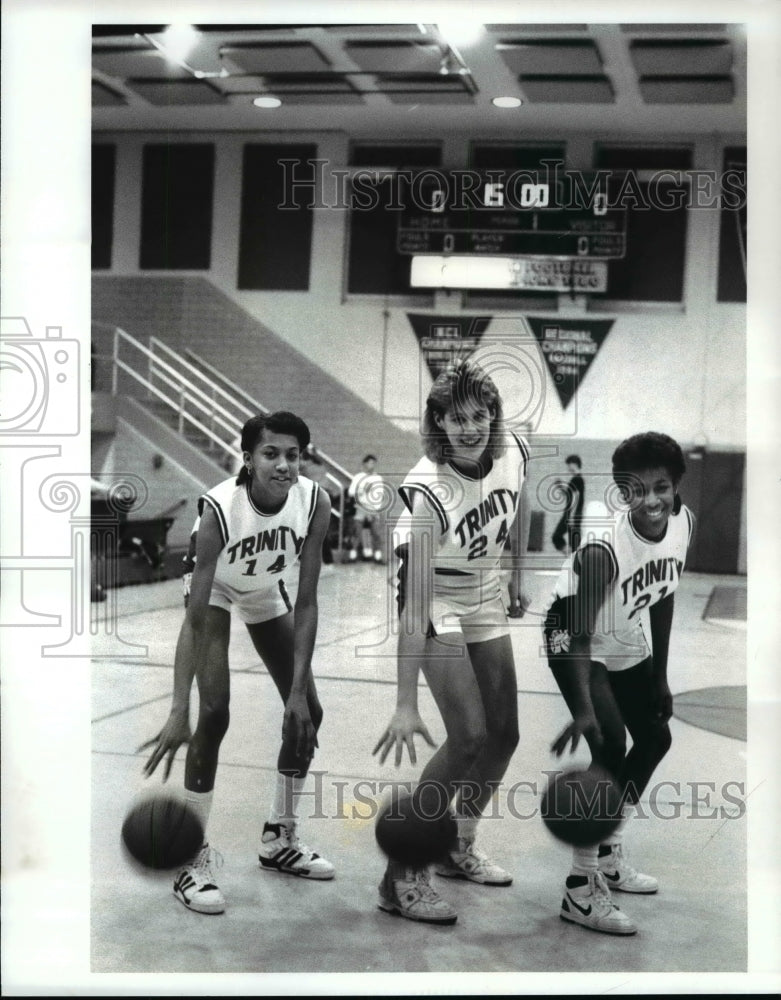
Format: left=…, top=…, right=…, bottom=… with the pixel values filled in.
left=375, top=792, right=457, bottom=866
left=540, top=767, right=623, bottom=847
left=121, top=793, right=204, bottom=870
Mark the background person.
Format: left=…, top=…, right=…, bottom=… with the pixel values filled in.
left=345, top=453, right=385, bottom=563
left=551, top=454, right=585, bottom=554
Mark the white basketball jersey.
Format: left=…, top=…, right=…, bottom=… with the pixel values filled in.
left=395, top=433, right=530, bottom=588
left=549, top=504, right=694, bottom=668
left=199, top=475, right=321, bottom=594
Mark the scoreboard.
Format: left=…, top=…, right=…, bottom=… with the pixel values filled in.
left=396, top=170, right=628, bottom=260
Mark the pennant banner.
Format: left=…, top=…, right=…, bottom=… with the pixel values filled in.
left=407, top=314, right=492, bottom=380
left=526, top=317, right=614, bottom=409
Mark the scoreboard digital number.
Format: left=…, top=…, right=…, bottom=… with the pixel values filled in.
left=396, top=170, right=628, bottom=260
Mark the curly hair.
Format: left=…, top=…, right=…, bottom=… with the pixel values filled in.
left=236, top=411, right=311, bottom=485
left=421, top=359, right=505, bottom=464
left=612, top=431, right=686, bottom=488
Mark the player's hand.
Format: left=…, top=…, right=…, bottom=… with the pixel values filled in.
left=282, top=693, right=318, bottom=761
left=551, top=708, right=603, bottom=758
left=138, top=712, right=192, bottom=781
left=372, top=706, right=436, bottom=767
left=653, top=680, right=674, bottom=724
left=507, top=579, right=532, bottom=618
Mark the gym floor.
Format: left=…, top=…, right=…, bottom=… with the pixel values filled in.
left=89, top=555, right=754, bottom=992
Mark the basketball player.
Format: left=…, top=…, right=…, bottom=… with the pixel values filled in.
left=543, top=431, right=693, bottom=935
left=373, top=359, right=531, bottom=924
left=141, top=411, right=335, bottom=915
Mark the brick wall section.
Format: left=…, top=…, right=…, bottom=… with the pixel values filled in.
left=92, top=275, right=421, bottom=480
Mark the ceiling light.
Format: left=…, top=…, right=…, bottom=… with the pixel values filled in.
left=253, top=96, right=282, bottom=109
left=436, top=17, right=485, bottom=49
left=492, top=96, right=522, bottom=108
left=160, top=24, right=199, bottom=64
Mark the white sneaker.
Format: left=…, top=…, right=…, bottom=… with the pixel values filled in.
left=258, top=822, right=335, bottom=880
left=378, top=864, right=457, bottom=924
left=599, top=844, right=658, bottom=893
left=435, top=838, right=512, bottom=886
left=560, top=871, right=637, bottom=935
left=173, top=844, right=225, bottom=915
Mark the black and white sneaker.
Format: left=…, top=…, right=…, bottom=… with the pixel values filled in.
left=560, top=871, right=637, bottom=935
left=258, top=822, right=335, bottom=880
left=173, top=844, right=225, bottom=915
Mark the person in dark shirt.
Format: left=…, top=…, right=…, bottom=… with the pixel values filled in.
left=552, top=454, right=585, bottom=553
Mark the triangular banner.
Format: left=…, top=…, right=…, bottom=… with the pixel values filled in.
left=526, top=317, right=614, bottom=409
left=407, top=314, right=492, bottom=380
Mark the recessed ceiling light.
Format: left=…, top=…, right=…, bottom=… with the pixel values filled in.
left=253, top=96, right=282, bottom=109
left=492, top=96, right=522, bottom=108
left=160, top=24, right=199, bottom=63
left=436, top=17, right=485, bottom=49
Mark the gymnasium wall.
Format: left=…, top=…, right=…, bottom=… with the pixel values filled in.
left=91, top=129, right=747, bottom=571
left=103, top=415, right=205, bottom=549
left=93, top=129, right=745, bottom=445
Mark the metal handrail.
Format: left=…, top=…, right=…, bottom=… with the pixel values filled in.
left=145, top=364, right=239, bottom=441
left=112, top=327, right=241, bottom=463
left=106, top=324, right=351, bottom=555
left=184, top=348, right=270, bottom=416
left=115, top=358, right=238, bottom=463
left=143, top=342, right=246, bottom=436
left=183, top=346, right=354, bottom=484
left=150, top=338, right=257, bottom=424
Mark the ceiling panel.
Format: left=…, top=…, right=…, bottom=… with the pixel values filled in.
left=385, top=90, right=476, bottom=106
left=519, top=76, right=615, bottom=104
left=344, top=42, right=444, bottom=73
left=485, top=24, right=590, bottom=34
left=639, top=76, right=734, bottom=104
left=323, top=24, right=427, bottom=38
left=92, top=48, right=189, bottom=80
left=92, top=81, right=127, bottom=106
left=496, top=41, right=604, bottom=75
left=630, top=40, right=733, bottom=75
left=91, top=22, right=746, bottom=136
left=220, top=42, right=332, bottom=74
left=620, top=23, right=728, bottom=33
left=127, top=79, right=229, bottom=106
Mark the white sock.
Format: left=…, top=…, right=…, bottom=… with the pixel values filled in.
left=268, top=772, right=306, bottom=830
left=570, top=845, right=599, bottom=876
left=601, top=803, right=635, bottom=850
left=455, top=815, right=479, bottom=844
left=184, top=788, right=214, bottom=845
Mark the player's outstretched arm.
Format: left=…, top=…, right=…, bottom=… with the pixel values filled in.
left=508, top=478, right=532, bottom=617
left=648, top=592, right=675, bottom=723
left=284, top=487, right=331, bottom=760
left=140, top=505, right=222, bottom=779
left=550, top=544, right=613, bottom=757
left=373, top=492, right=438, bottom=766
